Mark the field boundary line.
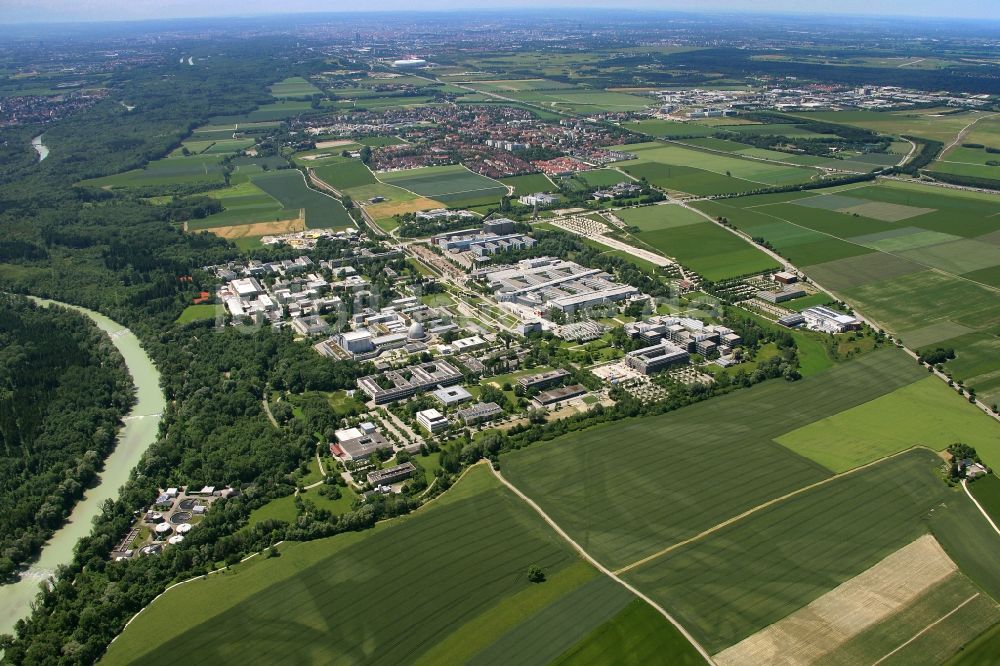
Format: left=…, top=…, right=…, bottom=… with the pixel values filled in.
left=962, top=478, right=1000, bottom=537
left=870, top=592, right=980, bottom=665
left=614, top=447, right=928, bottom=576
left=490, top=466, right=716, bottom=665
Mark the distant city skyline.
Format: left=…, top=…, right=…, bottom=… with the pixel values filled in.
left=1, top=0, right=998, bottom=24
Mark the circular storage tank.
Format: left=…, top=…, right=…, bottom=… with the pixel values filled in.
left=154, top=522, right=172, bottom=536
left=176, top=523, right=193, bottom=535
left=167, top=535, right=185, bottom=545
left=149, top=511, right=163, bottom=522
left=170, top=510, right=193, bottom=525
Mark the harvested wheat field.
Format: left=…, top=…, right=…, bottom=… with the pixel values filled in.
left=206, top=210, right=305, bottom=239
left=715, top=535, right=956, bottom=666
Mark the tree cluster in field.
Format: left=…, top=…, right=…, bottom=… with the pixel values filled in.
left=0, top=295, right=134, bottom=581
left=918, top=347, right=956, bottom=366
left=719, top=113, right=890, bottom=157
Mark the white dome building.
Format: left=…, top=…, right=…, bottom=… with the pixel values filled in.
left=407, top=321, right=426, bottom=340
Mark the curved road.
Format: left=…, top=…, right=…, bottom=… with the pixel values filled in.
left=0, top=298, right=165, bottom=635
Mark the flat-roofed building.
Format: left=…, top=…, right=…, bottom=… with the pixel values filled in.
left=758, top=287, right=807, bottom=304
left=339, top=330, right=375, bottom=354
left=432, top=385, right=473, bottom=406
left=330, top=431, right=392, bottom=461
left=457, top=402, right=503, bottom=425
left=358, top=360, right=463, bottom=404
left=802, top=306, right=861, bottom=334
left=416, top=408, right=449, bottom=433
left=367, top=462, right=417, bottom=486
left=533, top=384, right=586, bottom=407
left=624, top=341, right=690, bottom=375
left=517, top=368, right=571, bottom=391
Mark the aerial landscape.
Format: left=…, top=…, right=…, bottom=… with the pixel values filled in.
left=1, top=1, right=1000, bottom=663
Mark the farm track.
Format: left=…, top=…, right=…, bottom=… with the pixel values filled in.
left=962, top=479, right=1000, bottom=537
left=490, top=465, right=716, bottom=665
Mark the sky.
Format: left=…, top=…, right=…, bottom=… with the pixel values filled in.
left=0, top=0, right=997, bottom=24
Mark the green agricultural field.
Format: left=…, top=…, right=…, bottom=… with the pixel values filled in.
left=618, top=141, right=818, bottom=184
left=617, top=206, right=779, bottom=280
left=551, top=600, right=703, bottom=666
left=78, top=153, right=227, bottom=190
left=622, top=119, right=715, bottom=138
left=355, top=136, right=407, bottom=147
left=312, top=160, right=377, bottom=190
left=378, top=164, right=508, bottom=204
left=505, top=89, right=654, bottom=113
left=210, top=100, right=316, bottom=124
left=789, top=108, right=983, bottom=144
left=572, top=169, right=636, bottom=188
left=775, top=376, right=1000, bottom=472
left=102, top=465, right=699, bottom=665
left=502, top=349, right=923, bottom=570
left=250, top=170, right=353, bottom=229
left=693, top=181, right=1000, bottom=406
left=187, top=181, right=291, bottom=230
left=618, top=204, right=713, bottom=231
left=970, top=475, right=1000, bottom=526
left=623, top=449, right=952, bottom=653
left=501, top=173, right=555, bottom=194
left=270, top=76, right=321, bottom=98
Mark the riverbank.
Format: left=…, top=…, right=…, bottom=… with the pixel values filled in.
left=0, top=298, right=165, bottom=636
left=31, top=134, right=48, bottom=162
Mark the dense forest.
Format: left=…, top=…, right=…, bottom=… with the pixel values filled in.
left=0, top=296, right=133, bottom=579
left=0, top=39, right=304, bottom=333
left=0, top=323, right=400, bottom=664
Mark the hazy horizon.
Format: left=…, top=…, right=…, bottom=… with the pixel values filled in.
left=1, top=1, right=998, bottom=24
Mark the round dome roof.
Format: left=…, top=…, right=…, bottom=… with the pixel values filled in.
left=408, top=321, right=425, bottom=340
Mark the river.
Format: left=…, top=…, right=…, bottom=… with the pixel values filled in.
left=0, top=298, right=165, bottom=636
left=31, top=134, right=48, bottom=162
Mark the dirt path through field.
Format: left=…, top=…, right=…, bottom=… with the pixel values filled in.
left=490, top=465, right=715, bottom=664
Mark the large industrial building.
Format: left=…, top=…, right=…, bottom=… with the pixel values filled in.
left=483, top=257, right=641, bottom=316
left=802, top=306, right=861, bottom=334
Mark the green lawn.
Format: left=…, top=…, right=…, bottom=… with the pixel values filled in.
left=775, top=376, right=1000, bottom=472
left=175, top=304, right=218, bottom=323
left=624, top=449, right=951, bottom=653
left=103, top=465, right=698, bottom=665
left=502, top=349, right=923, bottom=570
